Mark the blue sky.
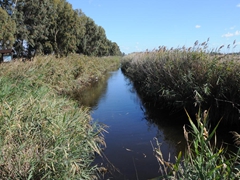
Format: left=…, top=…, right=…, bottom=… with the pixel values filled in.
left=67, top=0, right=240, bottom=54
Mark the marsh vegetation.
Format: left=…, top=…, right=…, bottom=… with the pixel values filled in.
left=121, top=41, right=240, bottom=179
left=121, top=41, right=240, bottom=126
left=152, top=110, right=240, bottom=180
left=0, top=55, right=120, bottom=179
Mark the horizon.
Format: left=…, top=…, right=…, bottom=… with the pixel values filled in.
left=67, top=0, right=240, bottom=54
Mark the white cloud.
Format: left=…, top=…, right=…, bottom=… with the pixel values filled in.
left=237, top=3, right=240, bottom=7
left=222, top=32, right=234, bottom=38
left=222, top=30, right=240, bottom=38
left=235, top=30, right=240, bottom=35
left=195, top=25, right=201, bottom=28
left=230, top=26, right=236, bottom=30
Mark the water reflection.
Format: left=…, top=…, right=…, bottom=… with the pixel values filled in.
left=72, top=75, right=110, bottom=109
left=75, top=68, right=237, bottom=180
left=76, top=69, right=187, bottom=180
left=125, top=74, right=187, bottom=162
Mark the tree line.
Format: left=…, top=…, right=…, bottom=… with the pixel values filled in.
left=0, top=0, right=122, bottom=58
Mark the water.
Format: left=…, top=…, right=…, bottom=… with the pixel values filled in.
left=73, top=67, right=240, bottom=180
left=83, top=68, right=186, bottom=180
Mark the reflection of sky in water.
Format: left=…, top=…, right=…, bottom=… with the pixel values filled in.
left=90, top=69, right=185, bottom=180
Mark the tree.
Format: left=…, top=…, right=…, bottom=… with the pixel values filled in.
left=0, top=7, right=16, bottom=49
left=80, top=17, right=99, bottom=56
left=57, top=2, right=79, bottom=56
left=47, top=0, right=84, bottom=56
left=109, top=41, right=121, bottom=56
left=95, top=26, right=110, bottom=56
left=74, top=9, right=87, bottom=54
left=0, top=0, right=15, bottom=15
left=13, top=0, right=53, bottom=57
left=12, top=0, right=28, bottom=57
left=1, top=0, right=121, bottom=57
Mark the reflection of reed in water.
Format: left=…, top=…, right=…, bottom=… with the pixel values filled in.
left=125, top=74, right=187, bottom=162
left=69, top=74, right=110, bottom=108
left=143, top=104, right=187, bottom=162
left=151, top=109, right=240, bottom=180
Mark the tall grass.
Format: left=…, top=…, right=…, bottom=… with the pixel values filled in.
left=121, top=41, right=240, bottom=125
left=1, top=54, right=120, bottom=95
left=151, top=109, right=240, bottom=180
left=0, top=55, right=120, bottom=179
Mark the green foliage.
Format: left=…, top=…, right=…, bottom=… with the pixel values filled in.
left=78, top=16, right=121, bottom=56
left=0, top=81, right=101, bottom=179
left=0, top=0, right=15, bottom=15
left=78, top=16, right=99, bottom=56
left=0, top=55, right=120, bottom=179
left=43, top=41, right=53, bottom=54
left=0, top=0, right=121, bottom=57
left=121, top=42, right=240, bottom=124
left=151, top=110, right=240, bottom=180
left=0, top=6, right=16, bottom=49
left=0, top=54, right=120, bottom=94
left=49, top=0, right=80, bottom=56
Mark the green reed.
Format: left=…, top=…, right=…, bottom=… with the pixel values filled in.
left=121, top=41, right=240, bottom=125
left=151, top=109, right=240, bottom=180
left=0, top=55, right=120, bottom=179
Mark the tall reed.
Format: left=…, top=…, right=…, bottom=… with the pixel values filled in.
left=0, top=55, right=120, bottom=179
left=151, top=109, right=240, bottom=180
left=121, top=42, right=240, bottom=125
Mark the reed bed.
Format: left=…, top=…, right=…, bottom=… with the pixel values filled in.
left=121, top=41, right=240, bottom=125
left=0, top=55, right=120, bottom=179
left=1, top=54, right=120, bottom=95
left=151, top=109, right=240, bottom=180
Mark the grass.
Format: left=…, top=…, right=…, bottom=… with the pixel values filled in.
left=121, top=41, right=240, bottom=125
left=0, top=54, right=120, bottom=179
left=151, top=109, right=240, bottom=180
left=2, top=54, right=120, bottom=95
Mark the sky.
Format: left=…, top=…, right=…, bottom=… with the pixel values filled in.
left=67, top=0, right=240, bottom=54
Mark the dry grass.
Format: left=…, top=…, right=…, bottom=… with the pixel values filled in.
left=0, top=54, right=120, bottom=179
left=1, top=54, right=120, bottom=94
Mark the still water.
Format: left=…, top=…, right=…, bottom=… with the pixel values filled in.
left=87, top=69, right=186, bottom=180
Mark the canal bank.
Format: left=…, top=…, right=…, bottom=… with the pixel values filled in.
left=86, top=68, right=186, bottom=180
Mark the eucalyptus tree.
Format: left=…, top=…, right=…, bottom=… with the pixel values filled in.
left=76, top=14, right=88, bottom=54
left=1, top=0, right=121, bottom=57
left=0, top=0, right=15, bottom=15
left=26, top=0, right=53, bottom=57
left=78, top=17, right=105, bottom=56
left=109, top=41, right=121, bottom=56
left=47, top=0, right=83, bottom=56
left=46, top=0, right=61, bottom=55
left=13, top=0, right=53, bottom=57
left=0, top=7, right=16, bottom=49
left=96, top=26, right=109, bottom=56
left=57, top=1, right=79, bottom=56
left=74, top=9, right=87, bottom=54
left=77, top=16, right=122, bottom=56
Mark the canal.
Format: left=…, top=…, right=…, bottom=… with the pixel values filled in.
left=81, top=68, right=186, bottom=180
